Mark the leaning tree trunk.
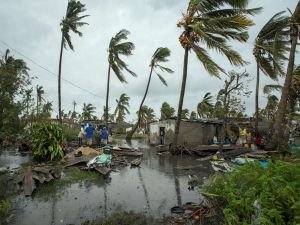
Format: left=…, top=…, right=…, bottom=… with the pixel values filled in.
left=269, top=21, right=298, bottom=148
left=58, top=34, right=64, bottom=124
left=255, top=62, right=260, bottom=136
left=173, top=47, right=189, bottom=148
left=126, top=66, right=154, bottom=141
left=105, top=64, right=111, bottom=128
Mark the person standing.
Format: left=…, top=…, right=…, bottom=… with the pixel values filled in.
left=85, top=123, right=95, bottom=146
left=101, top=127, right=109, bottom=145
left=97, top=127, right=102, bottom=147
left=78, top=125, right=85, bottom=146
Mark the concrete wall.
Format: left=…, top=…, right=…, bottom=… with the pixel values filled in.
left=149, top=120, right=175, bottom=145
left=149, top=119, right=223, bottom=145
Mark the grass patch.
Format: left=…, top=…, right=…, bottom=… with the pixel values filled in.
left=35, top=167, right=99, bottom=200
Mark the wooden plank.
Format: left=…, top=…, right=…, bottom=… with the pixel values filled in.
left=32, top=166, right=52, bottom=174
left=94, top=166, right=111, bottom=176
left=64, top=155, right=95, bottom=167
left=23, top=167, right=35, bottom=196
left=130, top=158, right=142, bottom=167
left=113, top=151, right=143, bottom=156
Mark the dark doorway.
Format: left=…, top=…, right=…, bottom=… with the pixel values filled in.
left=159, top=127, right=165, bottom=145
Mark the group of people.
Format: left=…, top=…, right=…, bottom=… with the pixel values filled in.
left=78, top=123, right=109, bottom=146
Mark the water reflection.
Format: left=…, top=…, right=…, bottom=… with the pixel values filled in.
left=10, top=138, right=213, bottom=225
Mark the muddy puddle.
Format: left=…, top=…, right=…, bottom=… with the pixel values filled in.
left=1, top=139, right=213, bottom=225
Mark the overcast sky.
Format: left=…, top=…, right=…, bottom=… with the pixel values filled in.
left=0, top=0, right=299, bottom=122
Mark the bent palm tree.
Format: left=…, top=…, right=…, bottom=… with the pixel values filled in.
left=160, top=102, right=175, bottom=120
left=114, top=93, right=130, bottom=124
left=253, top=11, right=289, bottom=135
left=197, top=92, right=213, bottom=118
left=106, top=29, right=136, bottom=127
left=173, top=0, right=261, bottom=147
left=58, top=0, right=89, bottom=123
left=126, top=47, right=173, bottom=140
left=270, top=1, right=300, bottom=148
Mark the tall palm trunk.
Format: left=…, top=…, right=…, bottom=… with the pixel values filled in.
left=255, top=62, right=260, bottom=135
left=270, top=22, right=298, bottom=147
left=105, top=64, right=111, bottom=128
left=126, top=66, right=154, bottom=140
left=36, top=86, right=39, bottom=116
left=58, top=34, right=64, bottom=124
left=173, top=47, right=189, bottom=147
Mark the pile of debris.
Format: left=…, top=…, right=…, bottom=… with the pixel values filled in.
left=167, top=198, right=219, bottom=225
left=16, top=165, right=61, bottom=196
left=15, top=145, right=143, bottom=196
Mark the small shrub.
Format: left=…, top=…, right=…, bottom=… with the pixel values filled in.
left=31, top=123, right=64, bottom=161
left=201, top=161, right=300, bottom=225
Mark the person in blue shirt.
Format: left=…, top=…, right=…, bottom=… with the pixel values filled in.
left=101, top=127, right=109, bottom=145
left=85, top=123, right=95, bottom=146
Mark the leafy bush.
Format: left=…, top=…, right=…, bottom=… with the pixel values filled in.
left=201, top=161, right=300, bottom=225
left=31, top=123, right=64, bottom=161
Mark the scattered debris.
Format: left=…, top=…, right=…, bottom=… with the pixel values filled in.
left=130, top=158, right=142, bottom=167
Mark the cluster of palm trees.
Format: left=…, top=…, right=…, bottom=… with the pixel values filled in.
left=173, top=0, right=300, bottom=148
left=56, top=0, right=299, bottom=148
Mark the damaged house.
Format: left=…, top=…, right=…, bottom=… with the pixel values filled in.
left=149, top=119, right=223, bottom=145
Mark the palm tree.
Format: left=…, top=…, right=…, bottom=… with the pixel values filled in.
left=190, top=111, right=197, bottom=120
left=253, top=11, right=289, bottom=135
left=173, top=0, right=261, bottom=146
left=42, top=101, right=53, bottom=118
left=181, top=108, right=189, bottom=119
left=160, top=102, right=175, bottom=120
left=270, top=1, right=300, bottom=147
left=137, top=105, right=155, bottom=133
left=197, top=92, right=213, bottom=118
left=105, top=29, right=136, bottom=127
left=82, top=103, right=96, bottom=120
left=36, top=85, right=44, bottom=115
left=114, top=93, right=130, bottom=124
left=126, top=48, right=173, bottom=140
left=58, top=0, right=89, bottom=123
left=24, top=88, right=33, bottom=116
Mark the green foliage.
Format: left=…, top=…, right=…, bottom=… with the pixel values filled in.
left=31, top=123, right=64, bottom=161
left=0, top=176, right=11, bottom=225
left=0, top=49, right=31, bottom=142
left=202, top=161, right=300, bottom=225
left=91, top=211, right=153, bottom=225
left=62, top=125, right=79, bottom=142
left=277, top=139, right=291, bottom=156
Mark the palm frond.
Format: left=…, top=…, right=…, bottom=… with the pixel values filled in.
left=115, top=42, right=135, bottom=56
left=191, top=43, right=224, bottom=77
left=155, top=72, right=168, bottom=86
left=111, top=62, right=127, bottom=83
left=263, top=84, right=282, bottom=95
left=152, top=47, right=171, bottom=63
left=157, top=65, right=174, bottom=74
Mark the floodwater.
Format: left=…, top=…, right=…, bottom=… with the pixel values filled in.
left=1, top=139, right=214, bottom=225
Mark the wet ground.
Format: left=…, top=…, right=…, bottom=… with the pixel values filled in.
left=0, top=139, right=214, bottom=225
